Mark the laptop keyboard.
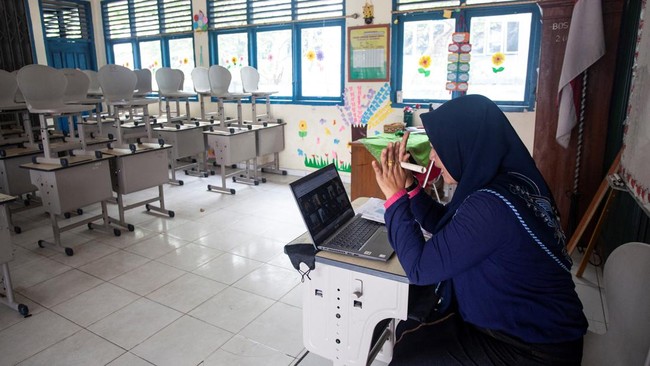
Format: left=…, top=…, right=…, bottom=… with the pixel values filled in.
left=328, top=219, right=382, bottom=250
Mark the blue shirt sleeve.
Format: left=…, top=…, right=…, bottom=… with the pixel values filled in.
left=385, top=191, right=519, bottom=285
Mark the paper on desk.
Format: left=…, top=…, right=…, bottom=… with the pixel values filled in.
left=356, top=197, right=386, bottom=224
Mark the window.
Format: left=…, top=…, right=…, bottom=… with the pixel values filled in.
left=208, top=0, right=345, bottom=104
left=41, top=0, right=90, bottom=39
left=102, top=0, right=195, bottom=93
left=392, top=0, right=541, bottom=110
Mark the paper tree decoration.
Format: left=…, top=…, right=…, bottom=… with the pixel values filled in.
left=193, top=10, right=208, bottom=32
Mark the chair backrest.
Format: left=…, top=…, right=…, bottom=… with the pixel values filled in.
left=98, top=64, right=136, bottom=103
left=134, top=68, right=152, bottom=95
left=82, top=69, right=102, bottom=94
left=208, top=65, right=232, bottom=95
left=175, top=69, right=185, bottom=90
left=62, top=68, right=90, bottom=102
left=16, top=64, right=67, bottom=111
left=156, top=67, right=183, bottom=94
left=240, top=66, right=260, bottom=93
left=0, top=69, right=19, bottom=105
left=12, top=71, right=25, bottom=103
left=584, top=242, right=650, bottom=366
left=191, top=67, right=210, bottom=94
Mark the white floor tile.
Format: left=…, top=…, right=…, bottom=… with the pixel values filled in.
left=575, top=282, right=606, bottom=323
left=0, top=293, right=44, bottom=332
left=164, top=220, right=222, bottom=242
left=194, top=228, right=259, bottom=252
left=10, top=256, right=72, bottom=290
left=203, top=335, right=295, bottom=366
left=78, top=250, right=150, bottom=281
left=124, top=233, right=190, bottom=260
left=239, top=302, right=304, bottom=358
left=193, top=253, right=263, bottom=285
left=110, top=260, right=185, bottom=296
left=51, top=282, right=139, bottom=327
left=233, top=263, right=301, bottom=300
left=0, top=310, right=80, bottom=366
left=88, top=297, right=181, bottom=350
left=16, top=329, right=125, bottom=366
left=132, top=315, right=232, bottom=366
left=227, top=235, right=286, bottom=262
left=98, top=227, right=157, bottom=249
left=155, top=243, right=223, bottom=271
left=146, top=273, right=227, bottom=313
left=106, top=352, right=154, bottom=366
left=48, top=241, right=118, bottom=268
left=20, top=269, right=103, bottom=308
left=189, top=287, right=274, bottom=333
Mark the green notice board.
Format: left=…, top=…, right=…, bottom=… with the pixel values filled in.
left=348, top=25, right=390, bottom=82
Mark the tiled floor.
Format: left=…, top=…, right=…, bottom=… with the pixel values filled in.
left=0, top=171, right=607, bottom=366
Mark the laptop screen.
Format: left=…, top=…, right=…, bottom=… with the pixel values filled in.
left=290, top=164, right=355, bottom=245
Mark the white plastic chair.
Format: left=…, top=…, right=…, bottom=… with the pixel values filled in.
left=240, top=66, right=277, bottom=124
left=582, top=242, right=650, bottom=366
left=16, top=64, right=93, bottom=162
left=155, top=67, right=195, bottom=124
left=191, top=67, right=212, bottom=120
left=62, top=68, right=100, bottom=104
left=82, top=70, right=102, bottom=96
left=208, top=65, right=250, bottom=127
left=133, top=69, right=152, bottom=97
left=98, top=64, right=157, bottom=145
left=0, top=70, right=23, bottom=109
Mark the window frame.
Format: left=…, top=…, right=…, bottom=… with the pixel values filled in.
left=207, top=1, right=346, bottom=105
left=101, top=0, right=196, bottom=96
left=390, top=1, right=541, bottom=112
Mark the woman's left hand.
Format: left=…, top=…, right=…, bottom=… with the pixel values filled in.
left=372, top=140, right=410, bottom=199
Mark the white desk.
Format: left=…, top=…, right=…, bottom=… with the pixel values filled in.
left=291, top=198, right=409, bottom=366
left=204, top=126, right=259, bottom=194
left=0, top=193, right=29, bottom=316
left=0, top=145, right=42, bottom=233
left=153, top=124, right=210, bottom=185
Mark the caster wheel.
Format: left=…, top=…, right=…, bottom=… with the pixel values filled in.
left=262, top=178, right=267, bottom=183
left=113, top=228, right=121, bottom=236
left=168, top=210, right=175, bottom=218
left=18, top=304, right=29, bottom=317
left=179, top=180, right=184, bottom=186
left=14, top=226, right=21, bottom=234
left=77, top=208, right=83, bottom=215
left=254, top=181, right=259, bottom=186
left=213, top=162, right=217, bottom=167
left=282, top=170, right=288, bottom=175
left=230, top=189, right=236, bottom=194
left=207, top=185, right=212, bottom=191
left=24, top=199, right=30, bottom=206
left=64, top=212, right=71, bottom=219
left=231, top=164, right=237, bottom=168
left=65, top=247, right=74, bottom=256
left=38, top=240, right=45, bottom=248
left=127, top=224, right=135, bottom=232
left=232, top=177, right=236, bottom=182
left=87, top=223, right=93, bottom=230
left=184, top=170, right=189, bottom=175
left=203, top=173, right=209, bottom=178
left=210, top=171, right=216, bottom=175
left=145, top=204, right=151, bottom=212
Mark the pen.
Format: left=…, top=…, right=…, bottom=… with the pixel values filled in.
left=400, top=161, right=427, bottom=173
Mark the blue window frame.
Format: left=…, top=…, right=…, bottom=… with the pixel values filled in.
left=207, top=0, right=346, bottom=105
left=101, top=0, right=195, bottom=93
left=391, top=0, right=541, bottom=111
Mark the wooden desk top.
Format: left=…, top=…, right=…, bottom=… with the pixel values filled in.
left=100, top=143, right=171, bottom=157
left=0, top=193, right=16, bottom=205
left=20, top=155, right=112, bottom=171
left=0, top=146, right=42, bottom=159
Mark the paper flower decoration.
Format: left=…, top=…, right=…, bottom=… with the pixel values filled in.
left=306, top=50, right=316, bottom=62
left=492, top=52, right=505, bottom=73
left=298, top=120, right=308, bottom=138
left=193, top=10, right=208, bottom=32
left=418, top=55, right=431, bottom=77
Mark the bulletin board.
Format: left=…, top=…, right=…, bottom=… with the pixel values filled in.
left=348, top=24, right=390, bottom=82
left=621, top=2, right=650, bottom=213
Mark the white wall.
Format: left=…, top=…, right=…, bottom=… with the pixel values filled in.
left=28, top=0, right=536, bottom=176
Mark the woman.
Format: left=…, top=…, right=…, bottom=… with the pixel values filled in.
left=372, top=95, right=587, bottom=365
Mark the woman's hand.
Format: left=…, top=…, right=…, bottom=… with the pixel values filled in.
left=372, top=133, right=411, bottom=199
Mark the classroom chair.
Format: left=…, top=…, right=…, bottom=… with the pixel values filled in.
left=581, top=242, right=650, bottom=366
left=155, top=67, right=195, bottom=124
left=133, top=68, right=153, bottom=97
left=240, top=66, right=277, bottom=124
left=208, top=65, right=250, bottom=129
left=0, top=70, right=31, bottom=146
left=82, top=69, right=102, bottom=96
left=191, top=66, right=215, bottom=121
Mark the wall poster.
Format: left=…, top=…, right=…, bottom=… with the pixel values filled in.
left=348, top=24, right=390, bottom=82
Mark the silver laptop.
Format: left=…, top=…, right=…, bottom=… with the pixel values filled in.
left=289, top=164, right=394, bottom=261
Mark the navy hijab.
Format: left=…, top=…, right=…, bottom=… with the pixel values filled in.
left=420, top=95, right=571, bottom=271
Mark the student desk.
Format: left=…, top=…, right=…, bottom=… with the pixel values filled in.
left=153, top=123, right=210, bottom=185
left=0, top=193, right=29, bottom=316
left=21, top=155, right=119, bottom=255
left=251, top=121, right=287, bottom=180
left=290, top=198, right=409, bottom=366
left=204, top=126, right=258, bottom=194
left=0, top=145, right=42, bottom=233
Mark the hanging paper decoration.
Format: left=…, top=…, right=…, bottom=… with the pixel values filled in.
left=193, top=10, right=208, bottom=32
left=298, top=120, right=308, bottom=138
left=446, top=32, right=471, bottom=92
left=492, top=52, right=506, bottom=73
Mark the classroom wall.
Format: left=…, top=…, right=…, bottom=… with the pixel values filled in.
left=27, top=0, right=536, bottom=178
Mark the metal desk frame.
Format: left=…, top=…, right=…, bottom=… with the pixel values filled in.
left=0, top=193, right=30, bottom=317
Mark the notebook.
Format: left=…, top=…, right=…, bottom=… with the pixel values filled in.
left=289, top=164, right=394, bottom=261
